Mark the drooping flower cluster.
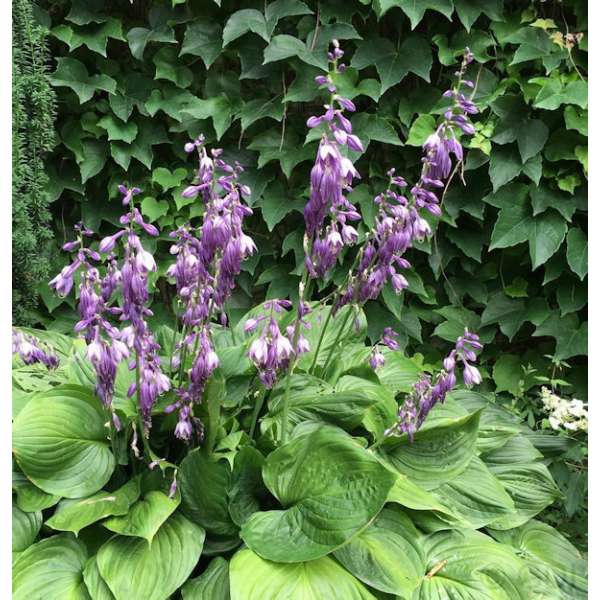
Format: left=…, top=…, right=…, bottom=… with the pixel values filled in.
left=165, top=136, right=256, bottom=439
left=245, top=299, right=311, bottom=388
left=334, top=48, right=478, bottom=314
left=304, top=40, right=363, bottom=279
left=540, top=387, right=588, bottom=432
left=50, top=221, right=130, bottom=429
left=12, top=330, right=59, bottom=369
left=384, top=330, right=482, bottom=441
left=369, top=327, right=400, bottom=369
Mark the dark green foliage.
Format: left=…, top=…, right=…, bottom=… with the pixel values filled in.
left=13, top=0, right=57, bottom=325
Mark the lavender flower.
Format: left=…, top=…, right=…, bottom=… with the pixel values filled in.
left=334, top=49, right=478, bottom=313
left=165, top=137, right=256, bottom=440
left=304, top=40, right=363, bottom=279
left=383, top=329, right=482, bottom=441
left=12, top=330, right=59, bottom=369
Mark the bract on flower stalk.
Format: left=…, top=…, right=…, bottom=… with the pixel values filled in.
left=166, top=135, right=256, bottom=440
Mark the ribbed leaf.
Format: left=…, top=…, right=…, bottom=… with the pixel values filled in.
left=181, top=557, right=230, bottom=600
left=12, top=504, right=42, bottom=552
left=13, top=385, right=115, bottom=497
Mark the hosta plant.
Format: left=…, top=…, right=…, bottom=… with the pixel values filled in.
left=12, top=47, right=587, bottom=600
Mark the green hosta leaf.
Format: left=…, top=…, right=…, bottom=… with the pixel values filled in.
left=181, top=557, right=230, bottom=600
left=49, top=57, right=116, bottom=103
left=490, top=520, right=587, bottom=599
left=425, top=457, right=516, bottom=529
left=127, top=25, right=176, bottom=60
left=228, top=445, right=268, bottom=527
left=352, top=35, right=432, bottom=94
left=13, top=471, right=61, bottom=511
left=179, top=449, right=238, bottom=537
left=483, top=435, right=544, bottom=466
left=13, top=534, right=89, bottom=600
left=223, top=9, right=269, bottom=46
left=334, top=507, right=426, bottom=595
left=47, top=479, right=141, bottom=535
left=102, top=485, right=179, bottom=544
left=529, top=211, right=567, bottom=269
left=380, top=410, right=480, bottom=489
left=97, top=513, right=205, bottom=600
left=377, top=0, right=454, bottom=28
left=265, top=374, right=380, bottom=437
left=566, top=227, right=588, bottom=279
left=182, top=95, right=235, bottom=140
left=405, top=114, right=436, bottom=146
left=83, top=556, right=115, bottom=600
left=230, top=549, right=376, bottom=600
left=180, top=20, right=222, bottom=68
left=97, top=115, right=138, bottom=143
left=13, top=385, right=115, bottom=498
left=240, top=424, right=396, bottom=562
left=386, top=472, right=456, bottom=515
left=487, top=461, right=561, bottom=529
left=376, top=350, right=423, bottom=393
left=419, top=529, right=531, bottom=599
left=52, top=18, right=124, bottom=57
left=12, top=505, right=42, bottom=552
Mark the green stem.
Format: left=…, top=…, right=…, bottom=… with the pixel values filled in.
left=135, top=354, right=153, bottom=461
left=279, top=274, right=311, bottom=445
left=249, top=387, right=267, bottom=440
left=308, top=304, right=334, bottom=374
left=320, top=305, right=354, bottom=376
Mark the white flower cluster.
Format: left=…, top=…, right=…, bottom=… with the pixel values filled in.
left=540, top=387, right=588, bottom=432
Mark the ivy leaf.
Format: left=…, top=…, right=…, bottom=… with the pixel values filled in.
left=223, top=9, right=269, bottom=46
left=79, top=140, right=108, bottom=183
left=352, top=35, right=433, bottom=94
left=151, top=167, right=188, bottom=191
left=97, top=115, right=138, bottom=143
left=265, top=0, right=313, bottom=36
left=517, top=119, right=549, bottom=163
left=145, top=86, right=196, bottom=122
left=528, top=212, right=567, bottom=269
left=51, top=18, right=124, bottom=57
left=257, top=181, right=305, bottom=231
left=532, top=78, right=588, bottom=110
left=182, top=95, right=235, bottom=140
left=566, top=227, right=588, bottom=280
left=352, top=114, right=403, bottom=148
left=564, top=105, right=588, bottom=135
left=405, top=114, right=436, bottom=146
left=377, top=0, right=454, bottom=28
left=530, top=184, right=576, bottom=221
left=239, top=95, right=284, bottom=131
left=557, top=280, right=587, bottom=316
left=153, top=47, right=193, bottom=88
left=533, top=312, right=587, bottom=360
left=49, top=57, right=116, bottom=103
left=480, top=292, right=528, bottom=341
left=127, top=25, right=177, bottom=60
left=180, top=20, right=223, bottom=68
left=488, top=145, right=523, bottom=192
left=248, top=130, right=314, bottom=177
left=141, top=197, right=170, bottom=222
left=493, top=354, right=525, bottom=396
left=453, top=0, right=504, bottom=32
left=263, top=34, right=307, bottom=64
left=489, top=192, right=532, bottom=250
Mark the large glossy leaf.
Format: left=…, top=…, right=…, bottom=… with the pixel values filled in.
left=380, top=410, right=480, bottom=489
left=229, top=548, right=376, bottom=600
left=411, top=457, right=515, bottom=531
left=12, top=470, right=61, bottom=511
left=13, top=534, right=90, bottom=600
left=375, top=350, right=423, bottom=394
left=47, top=478, right=140, bottom=534
left=179, top=449, right=238, bottom=537
left=12, top=504, right=42, bottom=552
left=228, top=445, right=268, bottom=527
left=13, top=385, right=115, bottom=497
left=241, top=424, right=396, bottom=562
left=83, top=556, right=115, bottom=600
left=264, top=374, right=379, bottom=437
left=181, top=557, right=230, bottom=600
left=490, top=520, right=587, bottom=599
left=97, top=513, right=205, bottom=600
left=418, top=529, right=532, bottom=600
left=334, top=507, right=425, bottom=595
